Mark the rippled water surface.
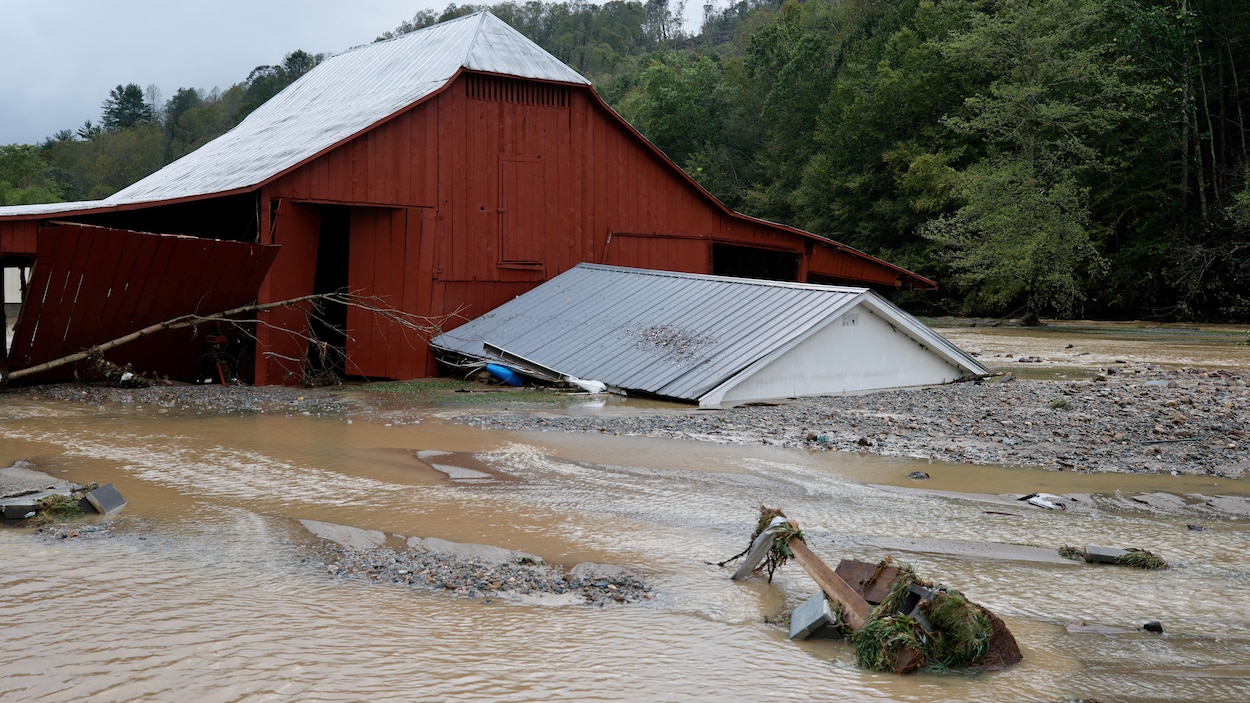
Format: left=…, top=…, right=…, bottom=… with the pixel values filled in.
left=3, top=395, right=1249, bottom=702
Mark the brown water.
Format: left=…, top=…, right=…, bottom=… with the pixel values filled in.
left=935, top=320, right=1250, bottom=379
left=3, top=394, right=1249, bottom=703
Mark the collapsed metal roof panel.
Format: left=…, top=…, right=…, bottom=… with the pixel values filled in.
left=430, top=264, right=871, bottom=401
left=0, top=12, right=588, bottom=220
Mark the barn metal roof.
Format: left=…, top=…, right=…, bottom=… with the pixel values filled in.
left=430, top=264, right=984, bottom=403
left=0, top=12, right=586, bottom=217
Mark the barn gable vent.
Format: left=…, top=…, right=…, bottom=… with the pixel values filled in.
left=466, top=75, right=569, bottom=108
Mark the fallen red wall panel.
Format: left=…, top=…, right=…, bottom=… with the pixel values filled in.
left=8, top=225, right=278, bottom=383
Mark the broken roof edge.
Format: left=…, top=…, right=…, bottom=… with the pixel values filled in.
left=696, top=290, right=988, bottom=408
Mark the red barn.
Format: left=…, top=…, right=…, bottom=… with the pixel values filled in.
left=0, top=11, right=933, bottom=385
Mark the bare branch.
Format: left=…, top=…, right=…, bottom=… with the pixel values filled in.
left=3, top=292, right=461, bottom=386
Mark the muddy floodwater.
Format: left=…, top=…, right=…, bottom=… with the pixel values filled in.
left=3, top=322, right=1250, bottom=702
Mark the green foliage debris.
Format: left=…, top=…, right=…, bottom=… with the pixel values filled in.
left=847, top=561, right=993, bottom=673
left=1116, top=548, right=1169, bottom=570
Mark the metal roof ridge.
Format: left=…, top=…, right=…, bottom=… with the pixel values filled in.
left=461, top=11, right=490, bottom=69
left=574, top=263, right=870, bottom=293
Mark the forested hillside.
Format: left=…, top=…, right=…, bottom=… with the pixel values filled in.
left=3, top=0, right=1248, bottom=322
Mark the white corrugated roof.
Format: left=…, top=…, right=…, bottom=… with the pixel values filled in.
left=430, top=264, right=986, bottom=403
left=0, top=12, right=587, bottom=217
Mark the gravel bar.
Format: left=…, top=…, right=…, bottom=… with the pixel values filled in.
left=306, top=542, right=652, bottom=606
left=453, top=365, right=1250, bottom=478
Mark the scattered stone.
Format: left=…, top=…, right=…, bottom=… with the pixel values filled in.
left=907, top=471, right=930, bottom=480
left=1186, top=524, right=1206, bottom=531
left=1143, top=621, right=1164, bottom=633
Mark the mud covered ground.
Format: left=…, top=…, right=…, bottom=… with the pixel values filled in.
left=9, top=323, right=1250, bottom=479
left=453, top=364, right=1250, bottom=478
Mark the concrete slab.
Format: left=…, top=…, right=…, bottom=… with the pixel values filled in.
left=3, top=503, right=39, bottom=520
left=790, top=591, right=841, bottom=640
left=841, top=535, right=1079, bottom=565
left=1084, top=545, right=1130, bottom=564
left=84, top=483, right=127, bottom=516
left=0, top=461, right=73, bottom=499
left=1, top=490, right=65, bottom=520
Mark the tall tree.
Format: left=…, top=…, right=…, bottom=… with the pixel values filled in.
left=920, top=0, right=1150, bottom=316
left=101, top=83, right=153, bottom=131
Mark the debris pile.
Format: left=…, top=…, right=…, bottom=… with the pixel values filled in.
left=1058, top=545, right=1169, bottom=569
left=1, top=463, right=127, bottom=526
left=725, top=507, right=1021, bottom=674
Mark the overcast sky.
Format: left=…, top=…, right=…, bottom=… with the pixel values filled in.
left=0, top=0, right=448, bottom=145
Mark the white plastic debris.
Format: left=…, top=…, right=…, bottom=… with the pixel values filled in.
left=565, top=376, right=606, bottom=394
left=1021, top=492, right=1067, bottom=510
left=120, top=372, right=134, bottom=383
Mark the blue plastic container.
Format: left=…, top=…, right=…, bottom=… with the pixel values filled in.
left=485, top=363, right=523, bottom=386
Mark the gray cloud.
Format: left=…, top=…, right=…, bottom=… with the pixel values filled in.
left=1, top=0, right=441, bottom=144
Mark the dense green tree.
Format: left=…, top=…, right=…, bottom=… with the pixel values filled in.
left=618, top=52, right=722, bottom=166
left=8, top=0, right=1250, bottom=320
left=101, top=83, right=153, bottom=131
left=236, top=50, right=324, bottom=120
left=0, top=144, right=63, bottom=205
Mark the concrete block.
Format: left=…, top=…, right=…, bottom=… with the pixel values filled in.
left=84, top=483, right=127, bottom=516
left=3, top=502, right=38, bottom=520
left=1084, top=545, right=1129, bottom=564
left=897, top=585, right=937, bottom=632
left=790, top=591, right=841, bottom=640
left=1, top=490, right=60, bottom=520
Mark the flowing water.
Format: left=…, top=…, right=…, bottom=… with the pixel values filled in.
left=4, top=318, right=1250, bottom=702
left=3, top=391, right=1248, bottom=703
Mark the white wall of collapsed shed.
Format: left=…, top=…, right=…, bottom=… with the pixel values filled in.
left=700, top=302, right=968, bottom=407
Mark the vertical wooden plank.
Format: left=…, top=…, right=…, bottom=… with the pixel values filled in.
left=386, top=207, right=410, bottom=379
left=446, top=89, right=468, bottom=281
left=257, top=201, right=320, bottom=385
left=345, top=208, right=370, bottom=377
left=21, top=226, right=82, bottom=356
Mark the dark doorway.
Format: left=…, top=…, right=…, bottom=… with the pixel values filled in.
left=712, top=244, right=801, bottom=281
left=308, top=206, right=350, bottom=381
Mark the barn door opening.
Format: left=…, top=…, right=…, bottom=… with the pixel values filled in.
left=712, top=243, right=800, bottom=282
left=309, top=205, right=350, bottom=380
left=2, top=257, right=32, bottom=361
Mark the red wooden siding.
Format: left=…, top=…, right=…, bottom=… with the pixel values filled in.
left=8, top=225, right=277, bottom=382
left=251, top=72, right=932, bottom=382
left=345, top=206, right=428, bottom=380
left=0, top=220, right=39, bottom=255
left=255, top=201, right=321, bottom=385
